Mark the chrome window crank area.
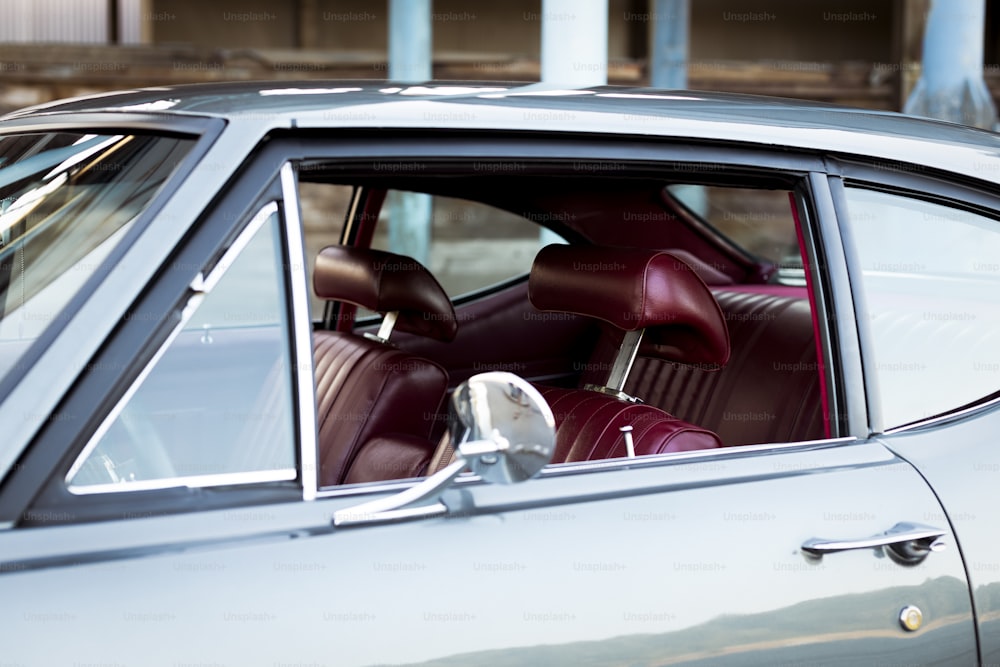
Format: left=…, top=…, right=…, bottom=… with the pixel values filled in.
left=802, top=522, right=948, bottom=565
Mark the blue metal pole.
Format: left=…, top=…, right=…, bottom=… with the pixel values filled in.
left=389, top=0, right=432, bottom=82
left=387, top=0, right=432, bottom=265
left=538, top=0, right=607, bottom=247
left=650, top=1, right=705, bottom=213
left=650, top=0, right=688, bottom=89
left=904, top=0, right=996, bottom=129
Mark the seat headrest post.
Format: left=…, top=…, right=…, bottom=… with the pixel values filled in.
left=375, top=311, right=398, bottom=342
left=606, top=329, right=643, bottom=391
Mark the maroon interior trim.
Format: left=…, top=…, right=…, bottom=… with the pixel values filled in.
left=790, top=191, right=831, bottom=439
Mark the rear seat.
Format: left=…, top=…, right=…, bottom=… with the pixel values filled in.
left=623, top=286, right=826, bottom=446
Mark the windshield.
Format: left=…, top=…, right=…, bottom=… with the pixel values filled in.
left=0, top=131, right=195, bottom=380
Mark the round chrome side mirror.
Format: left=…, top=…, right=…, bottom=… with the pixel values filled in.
left=449, top=371, right=556, bottom=484
left=334, top=372, right=556, bottom=527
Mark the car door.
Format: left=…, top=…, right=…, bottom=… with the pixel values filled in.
left=0, top=158, right=327, bottom=664
left=0, top=145, right=978, bottom=667
left=3, top=443, right=974, bottom=665
left=828, top=163, right=1000, bottom=666
left=319, top=439, right=976, bottom=667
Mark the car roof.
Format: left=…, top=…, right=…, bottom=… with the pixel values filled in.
left=5, top=79, right=1000, bottom=183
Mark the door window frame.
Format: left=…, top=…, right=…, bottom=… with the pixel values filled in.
left=5, top=132, right=871, bottom=523
left=263, top=133, right=861, bottom=500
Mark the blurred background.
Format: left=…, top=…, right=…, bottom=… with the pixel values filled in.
left=1, top=0, right=994, bottom=304
left=0, top=0, right=996, bottom=118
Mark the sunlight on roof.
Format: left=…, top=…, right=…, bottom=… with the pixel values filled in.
left=597, top=93, right=701, bottom=101
left=397, top=86, right=507, bottom=96
left=259, top=88, right=363, bottom=96
left=481, top=89, right=597, bottom=99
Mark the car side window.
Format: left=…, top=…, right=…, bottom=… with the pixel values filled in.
left=668, top=185, right=799, bottom=255
left=299, top=181, right=355, bottom=316
left=372, top=190, right=562, bottom=298
left=66, top=204, right=297, bottom=493
left=843, top=186, right=1000, bottom=428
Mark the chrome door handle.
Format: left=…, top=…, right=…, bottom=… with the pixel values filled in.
left=802, top=521, right=948, bottom=564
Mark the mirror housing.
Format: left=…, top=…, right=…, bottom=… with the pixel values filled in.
left=449, top=371, right=555, bottom=484
left=333, top=372, right=555, bottom=527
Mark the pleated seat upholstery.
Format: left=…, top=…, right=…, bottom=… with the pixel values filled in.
left=312, top=246, right=457, bottom=487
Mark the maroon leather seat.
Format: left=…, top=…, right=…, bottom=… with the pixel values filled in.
left=312, top=246, right=457, bottom=486
left=623, top=286, right=825, bottom=445
left=536, top=386, right=726, bottom=461
left=528, top=245, right=730, bottom=462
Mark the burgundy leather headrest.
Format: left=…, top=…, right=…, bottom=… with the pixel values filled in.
left=314, top=246, right=457, bottom=342
left=528, top=245, right=729, bottom=366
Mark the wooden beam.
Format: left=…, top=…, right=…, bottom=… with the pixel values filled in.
left=297, top=0, right=318, bottom=50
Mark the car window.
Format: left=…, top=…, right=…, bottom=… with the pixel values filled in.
left=667, top=184, right=801, bottom=281
left=66, top=203, right=297, bottom=493
left=842, top=186, right=1000, bottom=428
left=0, top=132, right=195, bottom=382
left=372, top=190, right=563, bottom=298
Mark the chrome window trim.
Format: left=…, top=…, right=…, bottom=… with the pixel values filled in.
left=883, top=393, right=1000, bottom=436
left=65, top=202, right=286, bottom=494
left=313, top=437, right=859, bottom=499
left=280, top=162, right=319, bottom=502
left=316, top=478, right=432, bottom=500
left=67, top=469, right=297, bottom=496
left=537, top=437, right=859, bottom=474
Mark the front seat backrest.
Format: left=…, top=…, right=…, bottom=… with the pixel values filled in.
left=312, top=246, right=457, bottom=486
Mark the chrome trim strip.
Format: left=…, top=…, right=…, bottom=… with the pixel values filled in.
left=280, top=162, right=319, bottom=502
left=314, top=437, right=859, bottom=499
left=67, top=468, right=297, bottom=496
left=65, top=203, right=279, bottom=489
left=536, top=436, right=860, bottom=476
left=884, top=393, right=1000, bottom=435
left=195, top=203, right=277, bottom=294
left=316, top=478, right=422, bottom=499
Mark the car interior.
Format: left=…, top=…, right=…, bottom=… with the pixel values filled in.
left=298, top=167, right=830, bottom=490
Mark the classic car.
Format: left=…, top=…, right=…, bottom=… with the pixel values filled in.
left=1, top=80, right=999, bottom=666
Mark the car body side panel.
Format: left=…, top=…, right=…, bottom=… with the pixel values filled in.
left=0, top=440, right=976, bottom=666
left=878, top=406, right=1000, bottom=666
